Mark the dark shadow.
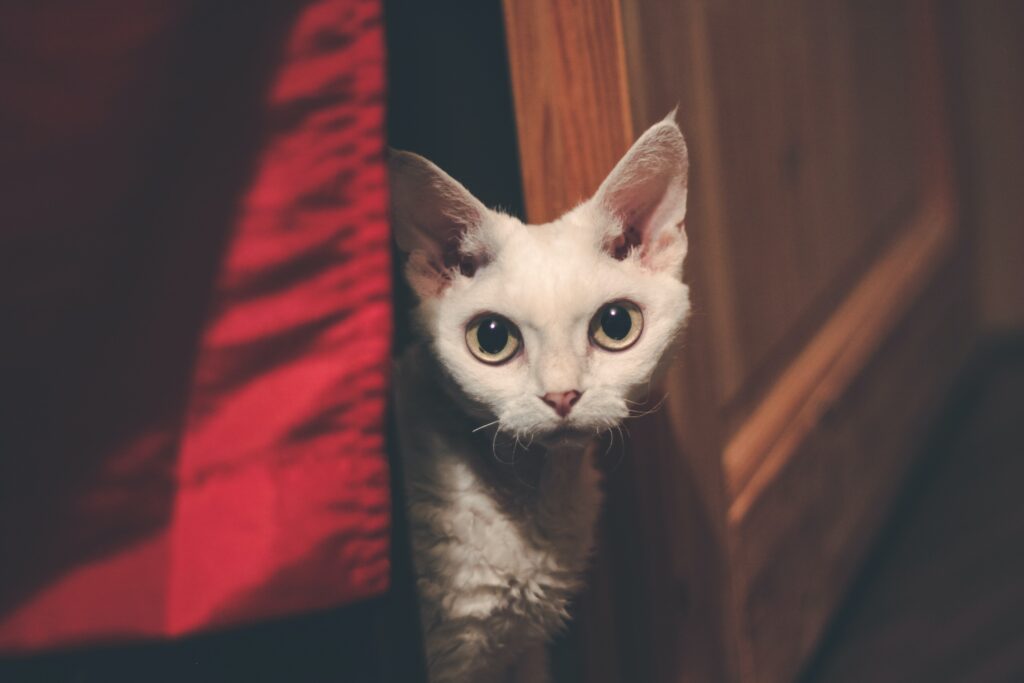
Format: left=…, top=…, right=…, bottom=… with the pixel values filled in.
left=800, top=337, right=1024, bottom=682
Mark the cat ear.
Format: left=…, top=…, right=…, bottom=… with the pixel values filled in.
left=593, top=111, right=689, bottom=276
left=389, top=149, right=491, bottom=298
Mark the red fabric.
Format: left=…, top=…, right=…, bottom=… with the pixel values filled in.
left=0, top=0, right=392, bottom=652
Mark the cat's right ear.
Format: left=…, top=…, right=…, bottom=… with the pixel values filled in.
left=593, top=111, right=689, bottom=277
left=389, top=149, right=491, bottom=299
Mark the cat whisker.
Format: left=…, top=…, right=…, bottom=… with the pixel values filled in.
left=511, top=431, right=540, bottom=491
left=472, top=419, right=501, bottom=433
left=623, top=379, right=657, bottom=407
left=625, top=392, right=670, bottom=419
left=492, top=424, right=516, bottom=466
left=607, top=425, right=628, bottom=474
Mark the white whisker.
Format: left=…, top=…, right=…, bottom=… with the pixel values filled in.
left=472, top=419, right=501, bottom=433
left=606, top=423, right=628, bottom=473
left=493, top=424, right=515, bottom=465
left=626, top=392, right=669, bottom=419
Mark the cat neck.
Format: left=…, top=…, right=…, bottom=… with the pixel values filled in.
left=475, top=434, right=592, bottom=501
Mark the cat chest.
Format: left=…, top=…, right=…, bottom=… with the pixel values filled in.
left=459, top=490, right=580, bottom=582
left=415, top=476, right=592, bottom=628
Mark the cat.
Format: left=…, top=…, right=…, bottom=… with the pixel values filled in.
left=389, top=112, right=690, bottom=683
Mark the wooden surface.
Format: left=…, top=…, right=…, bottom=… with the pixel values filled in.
left=802, top=343, right=1024, bottom=683
left=731, top=252, right=972, bottom=682
left=623, top=1, right=925, bottom=409
left=502, top=0, right=634, bottom=223
left=632, top=3, right=972, bottom=681
left=725, top=190, right=954, bottom=517
left=950, top=2, right=1024, bottom=332
left=503, top=1, right=975, bottom=681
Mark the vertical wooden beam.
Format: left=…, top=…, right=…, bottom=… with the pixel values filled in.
left=502, top=6, right=650, bottom=682
left=502, top=0, right=634, bottom=223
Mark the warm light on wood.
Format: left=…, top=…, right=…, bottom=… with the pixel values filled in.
left=503, top=1, right=969, bottom=681
left=502, top=0, right=634, bottom=223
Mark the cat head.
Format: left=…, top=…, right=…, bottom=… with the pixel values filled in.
left=390, top=113, right=690, bottom=445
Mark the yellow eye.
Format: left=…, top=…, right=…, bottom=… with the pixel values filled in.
left=589, top=300, right=643, bottom=351
left=466, top=314, right=522, bottom=364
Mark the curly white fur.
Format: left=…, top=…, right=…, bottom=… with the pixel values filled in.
left=391, top=114, right=690, bottom=683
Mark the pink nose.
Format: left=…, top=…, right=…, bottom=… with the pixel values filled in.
left=541, top=390, right=582, bottom=418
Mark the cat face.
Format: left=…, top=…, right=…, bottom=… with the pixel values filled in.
left=390, top=114, right=690, bottom=444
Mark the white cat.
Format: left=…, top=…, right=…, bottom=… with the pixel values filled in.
left=390, top=113, right=690, bottom=683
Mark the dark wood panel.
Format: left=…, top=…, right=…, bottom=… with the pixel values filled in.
left=802, top=343, right=1024, bottom=683
left=623, top=0, right=924, bottom=408
left=951, top=1, right=1024, bottom=330
left=733, top=251, right=973, bottom=683
left=505, top=2, right=972, bottom=682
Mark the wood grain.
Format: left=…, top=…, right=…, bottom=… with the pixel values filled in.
left=719, top=0, right=959, bottom=507
left=803, top=345, right=1024, bottom=683
left=954, top=2, right=1024, bottom=331
left=730, top=250, right=973, bottom=683
left=504, top=1, right=973, bottom=682
left=625, top=1, right=925, bottom=411
left=502, top=0, right=634, bottom=223
left=725, top=189, right=955, bottom=517
left=721, top=5, right=971, bottom=681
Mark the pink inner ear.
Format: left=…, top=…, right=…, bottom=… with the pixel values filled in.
left=608, top=224, right=643, bottom=261
left=439, top=235, right=482, bottom=277
left=442, top=250, right=477, bottom=277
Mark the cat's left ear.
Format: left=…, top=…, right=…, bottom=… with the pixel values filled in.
left=593, top=111, right=689, bottom=277
left=389, top=149, right=492, bottom=299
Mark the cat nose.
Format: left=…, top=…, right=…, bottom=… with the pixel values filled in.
left=541, top=390, right=582, bottom=418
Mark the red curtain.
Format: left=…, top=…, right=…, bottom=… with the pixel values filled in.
left=0, top=0, right=392, bottom=652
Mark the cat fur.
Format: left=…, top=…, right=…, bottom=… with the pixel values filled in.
left=390, top=112, right=690, bottom=683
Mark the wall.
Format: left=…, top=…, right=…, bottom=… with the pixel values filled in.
left=950, top=2, right=1024, bottom=333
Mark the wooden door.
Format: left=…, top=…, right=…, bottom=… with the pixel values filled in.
left=503, top=1, right=975, bottom=681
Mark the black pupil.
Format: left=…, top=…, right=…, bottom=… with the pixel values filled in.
left=601, top=305, right=632, bottom=340
left=477, top=318, right=509, bottom=355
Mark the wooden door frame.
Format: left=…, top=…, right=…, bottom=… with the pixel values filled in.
left=503, top=1, right=971, bottom=681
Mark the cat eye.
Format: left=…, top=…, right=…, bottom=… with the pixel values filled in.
left=466, top=314, right=522, bottom=364
left=589, top=300, right=643, bottom=351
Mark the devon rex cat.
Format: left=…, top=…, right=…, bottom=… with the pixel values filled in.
left=390, top=112, right=690, bottom=682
